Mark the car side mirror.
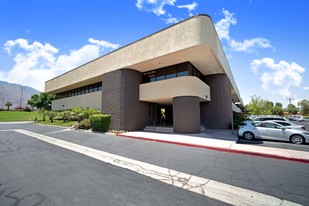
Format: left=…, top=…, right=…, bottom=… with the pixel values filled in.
left=281, top=127, right=286, bottom=130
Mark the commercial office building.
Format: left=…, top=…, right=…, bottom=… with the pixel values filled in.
left=45, top=14, right=243, bottom=133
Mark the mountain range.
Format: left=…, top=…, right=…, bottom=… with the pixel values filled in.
left=0, top=81, right=41, bottom=109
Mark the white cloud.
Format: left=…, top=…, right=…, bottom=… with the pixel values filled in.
left=135, top=0, right=198, bottom=24
left=303, top=86, right=309, bottom=90
left=0, top=38, right=120, bottom=91
left=250, top=57, right=305, bottom=97
left=228, top=37, right=273, bottom=53
left=162, top=13, right=180, bottom=24
left=214, top=9, right=236, bottom=41
left=177, top=2, right=198, bottom=16
left=215, top=9, right=273, bottom=53
left=135, top=0, right=176, bottom=16
left=88, top=38, right=120, bottom=49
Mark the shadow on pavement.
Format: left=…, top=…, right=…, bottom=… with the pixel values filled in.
left=236, top=139, right=264, bottom=145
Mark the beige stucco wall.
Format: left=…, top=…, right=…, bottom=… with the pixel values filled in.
left=139, top=76, right=210, bottom=104
left=197, top=17, right=242, bottom=104
left=45, top=16, right=205, bottom=93
left=45, top=14, right=242, bottom=106
left=52, top=91, right=102, bottom=111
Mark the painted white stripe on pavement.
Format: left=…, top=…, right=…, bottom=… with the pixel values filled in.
left=0, top=129, right=16, bottom=132
left=0, top=121, right=32, bottom=124
left=15, top=129, right=301, bottom=206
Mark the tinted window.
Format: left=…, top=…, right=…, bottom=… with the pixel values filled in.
left=276, top=122, right=290, bottom=126
left=255, top=122, right=264, bottom=127
left=265, top=122, right=275, bottom=128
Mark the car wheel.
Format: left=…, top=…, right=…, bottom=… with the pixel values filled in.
left=290, top=135, right=305, bottom=144
left=243, top=132, right=254, bottom=140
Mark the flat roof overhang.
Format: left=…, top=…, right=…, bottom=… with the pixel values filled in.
left=45, top=14, right=243, bottom=106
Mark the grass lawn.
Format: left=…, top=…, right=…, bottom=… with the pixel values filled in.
left=37, top=119, right=76, bottom=127
left=0, top=111, right=76, bottom=127
left=0, top=111, right=39, bottom=122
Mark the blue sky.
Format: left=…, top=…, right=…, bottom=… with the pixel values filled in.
left=0, top=0, right=308, bottom=107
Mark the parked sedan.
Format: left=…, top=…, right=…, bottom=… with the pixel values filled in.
left=237, top=121, right=309, bottom=144
left=252, top=116, right=288, bottom=121
left=268, top=120, right=306, bottom=130
left=289, top=115, right=304, bottom=122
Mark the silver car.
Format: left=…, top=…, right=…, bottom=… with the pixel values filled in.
left=267, top=120, right=306, bottom=130
left=237, top=121, right=309, bottom=144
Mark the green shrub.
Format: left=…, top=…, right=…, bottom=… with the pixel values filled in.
left=72, top=119, right=91, bottom=130
left=83, top=108, right=100, bottom=119
left=24, top=106, right=32, bottom=112
left=90, top=114, right=111, bottom=132
left=232, top=113, right=246, bottom=129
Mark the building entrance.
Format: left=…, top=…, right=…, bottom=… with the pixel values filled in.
left=158, top=105, right=173, bottom=126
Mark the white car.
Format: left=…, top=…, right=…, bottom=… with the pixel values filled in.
left=267, top=120, right=306, bottom=130
left=237, top=121, right=309, bottom=144
left=289, top=115, right=304, bottom=122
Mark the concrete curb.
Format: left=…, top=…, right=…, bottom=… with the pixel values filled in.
left=117, top=134, right=309, bottom=164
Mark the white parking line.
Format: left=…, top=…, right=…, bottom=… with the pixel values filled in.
left=0, top=129, right=16, bottom=132
left=0, top=121, right=32, bottom=124
left=14, top=129, right=300, bottom=206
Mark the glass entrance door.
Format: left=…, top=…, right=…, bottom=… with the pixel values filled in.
left=158, top=105, right=173, bottom=126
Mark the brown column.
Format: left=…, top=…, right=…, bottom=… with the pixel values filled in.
left=173, top=96, right=200, bottom=134
left=101, top=69, right=153, bottom=131
left=201, top=74, right=232, bottom=129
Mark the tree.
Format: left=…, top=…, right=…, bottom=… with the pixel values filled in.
left=298, top=99, right=309, bottom=116
left=286, top=104, right=299, bottom=115
left=271, top=106, right=284, bottom=116
left=27, top=94, right=39, bottom=110
left=275, top=102, right=283, bottom=108
left=27, top=93, right=55, bottom=110
left=5, top=101, right=12, bottom=110
left=246, top=96, right=273, bottom=115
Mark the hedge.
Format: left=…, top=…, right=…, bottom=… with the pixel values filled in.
left=89, top=114, right=111, bottom=132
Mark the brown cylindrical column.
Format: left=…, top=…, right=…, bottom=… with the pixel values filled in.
left=173, top=96, right=200, bottom=134
left=201, top=74, right=232, bottom=129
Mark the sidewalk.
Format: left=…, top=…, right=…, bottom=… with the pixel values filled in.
left=117, top=130, right=309, bottom=164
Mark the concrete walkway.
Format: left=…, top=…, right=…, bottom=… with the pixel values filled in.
left=117, top=130, right=309, bottom=163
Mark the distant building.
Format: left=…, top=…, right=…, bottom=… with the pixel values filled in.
left=45, top=14, right=243, bottom=133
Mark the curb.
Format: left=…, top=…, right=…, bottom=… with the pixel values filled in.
left=117, top=134, right=309, bottom=164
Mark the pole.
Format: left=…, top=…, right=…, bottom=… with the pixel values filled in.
left=2, top=96, right=4, bottom=109
left=231, top=100, right=234, bottom=135
left=20, top=86, right=25, bottom=108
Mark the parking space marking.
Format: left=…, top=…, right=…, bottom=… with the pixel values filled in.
left=14, top=129, right=300, bottom=206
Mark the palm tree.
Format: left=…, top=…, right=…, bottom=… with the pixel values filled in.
left=5, top=101, right=12, bottom=110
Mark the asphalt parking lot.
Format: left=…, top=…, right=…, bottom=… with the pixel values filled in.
left=1, top=122, right=309, bottom=205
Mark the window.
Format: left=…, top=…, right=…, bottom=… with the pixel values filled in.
left=176, top=65, right=189, bottom=77
left=255, top=122, right=264, bottom=127
left=166, top=66, right=176, bottom=79
left=265, top=123, right=276, bottom=128
left=142, top=62, right=203, bottom=83
left=156, top=69, right=165, bottom=81
left=55, top=82, right=102, bottom=99
left=89, top=85, right=94, bottom=93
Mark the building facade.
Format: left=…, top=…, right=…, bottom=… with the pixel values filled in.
left=45, top=14, right=243, bottom=133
